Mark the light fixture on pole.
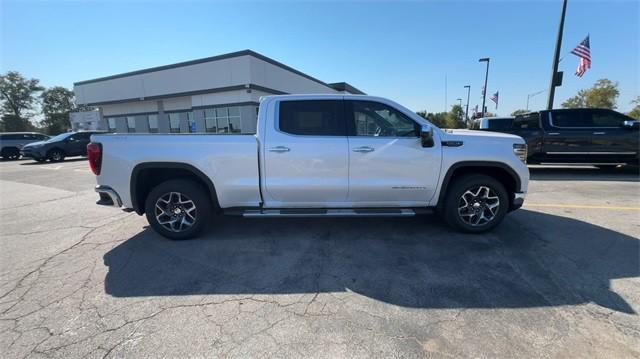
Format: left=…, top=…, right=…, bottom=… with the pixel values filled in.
left=479, top=58, right=490, bottom=116
left=526, top=90, right=546, bottom=110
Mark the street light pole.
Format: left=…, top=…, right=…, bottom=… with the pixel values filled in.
left=547, top=0, right=568, bottom=110
left=526, top=89, right=546, bottom=110
left=479, top=58, right=490, bottom=116
left=464, top=85, right=471, bottom=123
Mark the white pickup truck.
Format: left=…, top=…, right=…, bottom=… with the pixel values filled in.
left=88, top=95, right=529, bottom=239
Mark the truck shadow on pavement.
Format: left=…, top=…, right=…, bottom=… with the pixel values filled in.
left=104, top=210, right=639, bottom=313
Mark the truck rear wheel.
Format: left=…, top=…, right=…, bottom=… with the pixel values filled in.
left=443, top=174, right=509, bottom=233
left=144, top=179, right=211, bottom=240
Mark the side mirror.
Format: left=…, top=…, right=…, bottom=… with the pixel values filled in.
left=622, top=120, right=640, bottom=130
left=420, top=125, right=435, bottom=148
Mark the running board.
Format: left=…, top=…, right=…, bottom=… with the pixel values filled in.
left=242, top=208, right=418, bottom=218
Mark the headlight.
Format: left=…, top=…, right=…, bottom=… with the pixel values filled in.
left=513, top=143, right=527, bottom=163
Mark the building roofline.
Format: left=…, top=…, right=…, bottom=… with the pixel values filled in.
left=328, top=82, right=366, bottom=95
left=74, top=49, right=334, bottom=89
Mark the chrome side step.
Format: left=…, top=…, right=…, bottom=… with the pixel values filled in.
left=242, top=208, right=417, bottom=218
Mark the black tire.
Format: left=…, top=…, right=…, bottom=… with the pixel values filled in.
left=145, top=179, right=212, bottom=240
left=443, top=174, right=509, bottom=233
left=48, top=149, right=65, bottom=162
left=1, top=147, right=20, bottom=160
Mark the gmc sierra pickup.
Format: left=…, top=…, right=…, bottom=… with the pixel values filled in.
left=88, top=95, right=529, bottom=239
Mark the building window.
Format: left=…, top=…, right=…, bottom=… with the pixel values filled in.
left=204, top=106, right=242, bottom=134
left=107, top=118, right=117, bottom=132
left=126, top=116, right=136, bottom=133
left=168, top=112, right=190, bottom=133
left=148, top=114, right=159, bottom=133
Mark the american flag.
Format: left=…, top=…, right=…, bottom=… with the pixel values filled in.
left=490, top=91, right=499, bottom=109
left=571, top=35, right=591, bottom=77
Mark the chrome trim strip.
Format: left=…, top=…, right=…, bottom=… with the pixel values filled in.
left=545, top=152, right=636, bottom=155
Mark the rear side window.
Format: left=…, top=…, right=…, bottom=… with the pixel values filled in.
left=514, top=114, right=540, bottom=129
left=279, top=100, right=345, bottom=136
left=487, top=118, right=513, bottom=130
left=551, top=111, right=591, bottom=127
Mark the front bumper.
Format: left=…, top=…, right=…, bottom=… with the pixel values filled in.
left=95, top=185, right=122, bottom=207
left=20, top=148, right=45, bottom=159
left=511, top=192, right=526, bottom=210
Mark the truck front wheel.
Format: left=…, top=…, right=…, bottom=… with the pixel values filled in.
left=145, top=179, right=211, bottom=240
left=443, top=174, right=509, bottom=233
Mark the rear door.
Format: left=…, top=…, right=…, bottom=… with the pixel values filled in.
left=262, top=99, right=349, bottom=206
left=587, top=109, right=639, bottom=162
left=345, top=100, right=441, bottom=206
left=542, top=110, right=594, bottom=161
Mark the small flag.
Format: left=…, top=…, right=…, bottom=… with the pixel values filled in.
left=571, top=35, right=591, bottom=77
left=490, top=91, right=499, bottom=109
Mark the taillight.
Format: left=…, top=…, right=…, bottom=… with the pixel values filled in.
left=87, top=142, right=102, bottom=175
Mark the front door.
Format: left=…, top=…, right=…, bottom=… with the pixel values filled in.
left=263, top=99, right=349, bottom=207
left=345, top=100, right=441, bottom=206
left=588, top=109, right=639, bottom=162
left=542, top=110, right=593, bottom=162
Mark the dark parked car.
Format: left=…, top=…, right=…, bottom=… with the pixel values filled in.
left=0, top=132, right=50, bottom=160
left=20, top=131, right=105, bottom=162
left=509, top=109, right=639, bottom=168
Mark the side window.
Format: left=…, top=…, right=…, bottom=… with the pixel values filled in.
left=514, top=114, right=540, bottom=130
left=487, top=118, right=513, bottom=130
left=348, top=101, right=418, bottom=137
left=279, top=100, right=345, bottom=136
left=590, top=111, right=626, bottom=128
left=551, top=111, right=592, bottom=128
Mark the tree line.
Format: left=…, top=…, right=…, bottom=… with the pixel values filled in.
left=510, top=79, right=640, bottom=118
left=0, top=71, right=87, bottom=134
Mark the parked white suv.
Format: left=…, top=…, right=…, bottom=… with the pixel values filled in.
left=88, top=95, right=529, bottom=239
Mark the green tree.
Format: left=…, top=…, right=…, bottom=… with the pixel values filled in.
left=417, top=105, right=465, bottom=129
left=511, top=109, right=529, bottom=116
left=0, top=114, right=36, bottom=132
left=0, top=71, right=44, bottom=119
left=561, top=79, right=620, bottom=109
left=627, top=97, right=640, bottom=120
left=41, top=86, right=75, bottom=134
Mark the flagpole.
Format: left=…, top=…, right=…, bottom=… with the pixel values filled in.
left=547, top=0, right=568, bottom=110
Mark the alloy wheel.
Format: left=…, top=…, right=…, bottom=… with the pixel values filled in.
left=457, top=185, right=500, bottom=227
left=154, top=192, right=197, bottom=232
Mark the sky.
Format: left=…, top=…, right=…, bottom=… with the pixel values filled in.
left=1, top=0, right=638, bottom=116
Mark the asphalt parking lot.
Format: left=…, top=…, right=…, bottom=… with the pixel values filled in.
left=1, top=158, right=639, bottom=358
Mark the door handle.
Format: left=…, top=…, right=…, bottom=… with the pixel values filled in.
left=593, top=132, right=606, bottom=135
left=547, top=132, right=560, bottom=135
left=268, top=146, right=290, bottom=153
left=352, top=146, right=375, bottom=153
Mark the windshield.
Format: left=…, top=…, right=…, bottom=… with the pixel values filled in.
left=46, top=132, right=73, bottom=142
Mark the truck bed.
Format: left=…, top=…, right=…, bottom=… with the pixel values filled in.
left=92, top=133, right=262, bottom=209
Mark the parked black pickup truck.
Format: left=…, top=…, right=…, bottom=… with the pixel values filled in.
left=506, top=109, right=639, bottom=168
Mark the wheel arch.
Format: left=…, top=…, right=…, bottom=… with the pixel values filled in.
left=130, top=162, right=220, bottom=215
left=437, top=161, right=522, bottom=211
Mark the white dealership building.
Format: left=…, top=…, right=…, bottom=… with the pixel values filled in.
left=73, top=50, right=364, bottom=134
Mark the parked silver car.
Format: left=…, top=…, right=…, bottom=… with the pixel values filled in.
left=0, top=132, right=50, bottom=160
